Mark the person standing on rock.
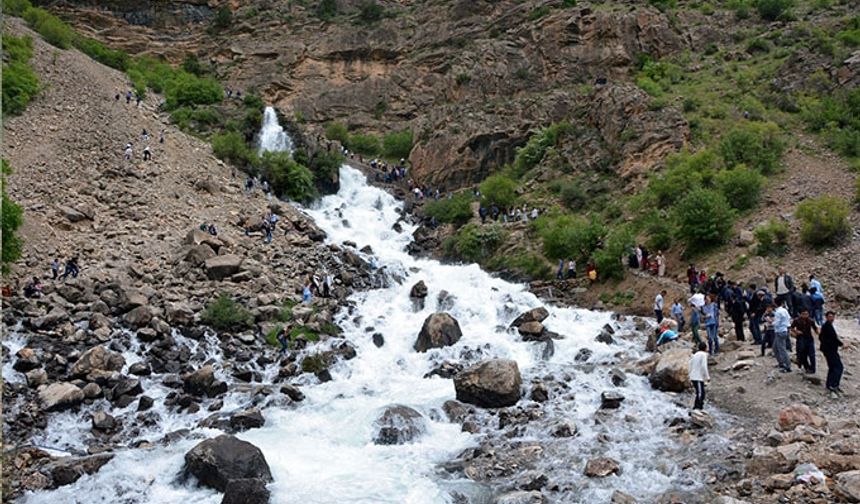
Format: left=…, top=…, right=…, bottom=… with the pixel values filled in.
left=703, top=294, right=719, bottom=355
left=773, top=299, right=792, bottom=373
left=791, top=308, right=818, bottom=374
left=124, top=143, right=133, bottom=161
left=567, top=259, right=576, bottom=279
left=277, top=327, right=290, bottom=356
left=303, top=282, right=313, bottom=304
left=761, top=303, right=776, bottom=357
left=810, top=287, right=825, bottom=327
left=655, top=251, right=666, bottom=277
left=689, top=341, right=710, bottom=410
left=819, top=311, right=844, bottom=394
left=689, top=301, right=703, bottom=346
left=323, top=272, right=333, bottom=298
left=126, top=90, right=132, bottom=104
left=50, top=258, right=60, bottom=281
left=654, top=290, right=666, bottom=324
left=556, top=259, right=565, bottom=280
left=671, top=298, right=685, bottom=333
left=159, top=129, right=165, bottom=144
left=729, top=284, right=746, bottom=342
left=774, top=267, right=794, bottom=317
left=143, top=146, right=152, bottom=162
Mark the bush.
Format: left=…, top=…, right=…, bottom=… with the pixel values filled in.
left=593, top=225, right=634, bottom=282
left=727, top=0, right=753, bottom=19
left=556, top=181, right=587, bottom=210
left=801, top=88, right=860, bottom=158
left=357, top=1, right=385, bottom=23
left=2, top=33, right=33, bottom=62
left=74, top=37, right=129, bottom=71
left=444, top=223, right=505, bottom=262
left=719, top=122, right=785, bottom=175
left=23, top=7, right=75, bottom=49
left=382, top=130, right=413, bottom=160
left=713, top=165, right=765, bottom=211
left=489, top=252, right=552, bottom=280
left=211, top=6, right=232, bottom=30
left=644, top=149, right=720, bottom=207
left=422, top=193, right=473, bottom=227
left=648, top=0, right=677, bottom=10
left=212, top=131, right=256, bottom=167
left=755, top=0, right=794, bottom=21
left=201, top=293, right=253, bottom=331
left=324, top=122, right=349, bottom=144
left=316, top=0, right=338, bottom=20
left=479, top=174, right=518, bottom=208
left=295, top=149, right=344, bottom=189
left=2, top=54, right=39, bottom=116
left=165, top=73, right=223, bottom=109
left=529, top=6, right=551, bottom=21
left=259, top=151, right=317, bottom=202
left=754, top=219, right=789, bottom=256
left=795, top=196, right=850, bottom=247
left=4, top=0, right=33, bottom=16
left=644, top=214, right=675, bottom=252
left=512, top=122, right=573, bottom=177
left=537, top=215, right=605, bottom=262
left=674, top=188, right=735, bottom=254
left=1, top=160, right=24, bottom=273
left=346, top=133, right=380, bottom=156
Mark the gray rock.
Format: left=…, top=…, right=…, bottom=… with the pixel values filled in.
left=91, top=410, right=117, bottom=432
left=39, top=382, right=85, bottom=411
left=221, top=478, right=270, bottom=504
left=183, top=435, right=273, bottom=492
left=454, top=359, right=522, bottom=408
left=44, top=454, right=113, bottom=488
left=373, top=405, right=426, bottom=445
left=205, top=255, right=244, bottom=280
left=414, top=312, right=462, bottom=352
left=510, top=307, right=549, bottom=328
left=230, top=408, right=266, bottom=432
left=71, top=346, right=125, bottom=379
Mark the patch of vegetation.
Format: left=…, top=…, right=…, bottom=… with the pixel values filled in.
left=487, top=252, right=552, bottom=280
left=713, top=164, right=765, bottom=211
left=75, top=37, right=129, bottom=70
left=210, top=6, right=233, bottom=32
left=479, top=174, right=518, bottom=208
left=201, top=294, right=253, bottom=331
left=674, top=188, right=735, bottom=254
left=800, top=88, right=860, bottom=158
left=755, top=0, right=794, bottom=21
left=212, top=131, right=257, bottom=167
left=316, top=0, right=338, bottom=20
left=2, top=34, right=39, bottom=116
left=512, top=122, right=573, bottom=177
left=592, top=225, right=634, bottom=282
left=754, top=219, right=789, bottom=256
left=357, top=0, right=385, bottom=24
left=648, top=0, right=678, bottom=11
left=529, top=6, right=552, bottom=21
left=1, top=160, right=24, bottom=274
left=301, top=353, right=331, bottom=374
left=346, top=133, right=380, bottom=156
left=382, top=130, right=413, bottom=160
left=23, top=7, right=75, bottom=49
left=718, top=122, right=785, bottom=175
left=259, top=151, right=318, bottom=202
left=324, top=122, right=349, bottom=144
left=535, top=215, right=605, bottom=263
left=456, top=72, right=471, bottom=85
left=444, top=223, right=506, bottom=262
left=795, top=195, right=850, bottom=247
left=422, top=193, right=474, bottom=227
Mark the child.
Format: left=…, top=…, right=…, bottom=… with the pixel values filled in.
left=689, top=342, right=710, bottom=410
left=671, top=299, right=685, bottom=333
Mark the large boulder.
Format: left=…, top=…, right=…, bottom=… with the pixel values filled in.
left=205, top=255, right=243, bottom=280
left=414, top=313, right=462, bottom=352
left=584, top=457, right=621, bottom=478
left=185, top=228, right=224, bottom=252
left=777, top=403, right=826, bottom=432
left=833, top=282, right=859, bottom=304
left=70, top=345, right=125, bottom=379
left=510, top=307, right=549, bottom=328
left=409, top=280, right=428, bottom=299
left=648, top=346, right=690, bottom=392
left=372, top=405, right=426, bottom=445
left=453, top=359, right=522, bottom=408
left=43, top=454, right=113, bottom=488
left=183, top=365, right=227, bottom=397
left=166, top=302, right=195, bottom=325
left=14, top=347, right=40, bottom=372
left=835, top=470, right=860, bottom=502
left=124, top=305, right=154, bottom=327
left=39, top=382, right=85, bottom=412
left=221, top=478, right=270, bottom=504
left=230, top=408, right=266, bottom=432
left=184, top=435, right=273, bottom=492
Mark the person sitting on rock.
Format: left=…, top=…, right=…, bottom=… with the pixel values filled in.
left=655, top=321, right=679, bottom=348
left=23, top=277, right=43, bottom=298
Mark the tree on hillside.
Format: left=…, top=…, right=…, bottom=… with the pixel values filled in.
left=2, top=160, right=24, bottom=274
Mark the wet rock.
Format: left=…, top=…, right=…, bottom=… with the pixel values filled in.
left=31, top=307, right=69, bottom=329
left=648, top=347, right=690, bottom=392
left=777, top=403, right=826, bottom=432
left=39, top=382, right=85, bottom=411
left=690, top=410, right=714, bottom=429
left=230, top=408, right=265, bottom=432
left=493, top=490, right=546, bottom=504
left=91, top=410, right=117, bottom=432
left=44, top=454, right=113, bottom=488
left=137, top=327, right=159, bottom=343
left=530, top=382, right=548, bottom=403
left=611, top=490, right=638, bottom=503
left=551, top=421, right=577, bottom=438
left=14, top=347, right=41, bottom=372
left=584, top=457, right=621, bottom=477
left=129, top=362, right=152, bottom=376
left=111, top=378, right=143, bottom=399
left=25, top=368, right=48, bottom=388
left=280, top=384, right=305, bottom=402
left=409, top=280, right=428, bottom=298
left=436, top=290, right=456, bottom=311
left=138, top=395, right=154, bottom=411
left=424, top=361, right=463, bottom=379
left=574, top=348, right=593, bottom=362
left=414, top=312, right=463, bottom=352
left=222, top=478, right=270, bottom=504
left=183, top=365, right=227, bottom=397
left=609, top=368, right=627, bottom=386
left=70, top=345, right=125, bottom=380
left=510, top=307, right=549, bottom=328
left=372, top=333, right=385, bottom=347
left=600, top=391, right=625, bottom=409
left=595, top=329, right=615, bottom=345
left=81, top=382, right=102, bottom=399
left=183, top=434, right=273, bottom=492
left=205, top=255, right=244, bottom=280
left=373, top=404, right=426, bottom=445
left=442, top=400, right=470, bottom=423
left=454, top=359, right=522, bottom=408
left=517, top=321, right=545, bottom=340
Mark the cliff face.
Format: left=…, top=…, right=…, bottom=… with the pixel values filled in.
left=50, top=0, right=707, bottom=189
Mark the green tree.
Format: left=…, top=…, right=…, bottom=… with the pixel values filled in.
left=1, top=160, right=24, bottom=274
left=382, top=130, right=413, bottom=160
left=674, top=188, right=735, bottom=253
left=795, top=196, right=850, bottom=247
left=593, top=225, right=634, bottom=282
left=719, top=122, right=785, bottom=175
left=346, top=134, right=380, bottom=156
left=479, top=174, right=518, bottom=208
left=324, top=122, right=349, bottom=144
left=713, top=165, right=765, bottom=211
left=23, top=7, right=74, bottom=49
left=211, top=131, right=256, bottom=167
left=259, top=151, right=317, bottom=202
left=538, top=215, right=605, bottom=262
left=422, top=194, right=473, bottom=227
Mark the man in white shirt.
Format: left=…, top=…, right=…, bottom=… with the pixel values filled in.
left=689, top=342, right=710, bottom=409
left=654, top=289, right=666, bottom=323
left=773, top=299, right=792, bottom=373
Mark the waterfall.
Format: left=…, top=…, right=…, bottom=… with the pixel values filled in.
left=258, top=106, right=293, bottom=155
left=14, top=165, right=702, bottom=504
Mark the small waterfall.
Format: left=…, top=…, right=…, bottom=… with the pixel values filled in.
left=258, top=106, right=293, bottom=155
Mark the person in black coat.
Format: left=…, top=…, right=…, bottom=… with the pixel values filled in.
left=819, top=311, right=844, bottom=394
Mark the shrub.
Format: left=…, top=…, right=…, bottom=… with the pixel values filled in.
left=746, top=38, right=771, bottom=54
left=537, top=215, right=605, bottom=262
left=674, top=188, right=735, bottom=254
left=2, top=33, right=33, bottom=62
left=74, top=37, right=129, bottom=71
left=719, top=122, right=785, bottom=175
left=529, top=6, right=551, bottom=21
left=211, top=6, right=232, bottom=30
left=2, top=60, right=39, bottom=116
left=295, top=149, right=344, bottom=189
left=382, top=130, right=413, bottom=159
left=644, top=214, right=675, bottom=252
left=324, top=122, right=349, bottom=144
left=1, top=160, right=24, bottom=273
left=512, top=122, right=573, bottom=176
left=165, top=74, right=223, bottom=109
left=444, top=223, right=505, bottom=262
left=479, top=174, right=518, bottom=208
left=346, top=133, right=380, bottom=156
left=556, top=180, right=587, bottom=210
left=181, top=54, right=207, bottom=76
left=201, top=293, right=253, bottom=331
left=316, top=0, right=338, bottom=20
left=648, top=0, right=677, bottom=10
left=4, top=0, right=33, bottom=16
left=728, top=0, right=753, bottom=18
left=644, top=149, right=720, bottom=207
left=713, top=165, right=765, bottom=211
left=593, top=225, right=634, bottom=282
left=754, top=219, right=789, bottom=256
left=357, top=1, right=385, bottom=23
left=422, top=193, right=473, bottom=227
left=488, top=252, right=552, bottom=280
left=212, top=131, right=256, bottom=167
left=795, top=196, right=850, bottom=247
left=259, top=151, right=317, bottom=202
left=755, top=0, right=794, bottom=21
left=301, top=353, right=330, bottom=374
left=23, top=7, right=74, bottom=49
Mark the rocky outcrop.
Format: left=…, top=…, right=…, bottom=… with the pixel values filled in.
left=414, top=312, right=463, bottom=352
left=372, top=405, right=426, bottom=445
left=454, top=359, right=522, bottom=408
left=70, top=346, right=125, bottom=380
left=184, top=435, right=273, bottom=493
left=648, top=346, right=690, bottom=392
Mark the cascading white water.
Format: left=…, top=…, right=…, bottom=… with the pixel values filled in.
left=15, top=165, right=701, bottom=504
left=258, top=106, right=293, bottom=155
